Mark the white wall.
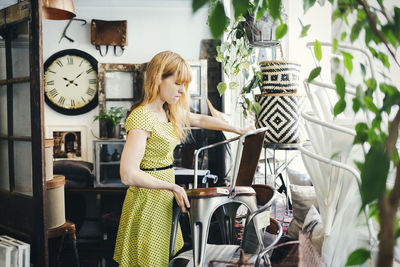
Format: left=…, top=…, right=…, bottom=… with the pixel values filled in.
left=43, top=0, right=211, bottom=162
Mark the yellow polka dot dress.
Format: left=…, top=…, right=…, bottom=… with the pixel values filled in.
left=113, top=106, right=184, bottom=266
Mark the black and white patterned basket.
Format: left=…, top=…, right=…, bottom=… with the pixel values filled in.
left=259, top=60, right=300, bottom=94
left=256, top=94, right=299, bottom=144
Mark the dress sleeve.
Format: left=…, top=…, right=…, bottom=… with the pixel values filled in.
left=125, top=107, right=152, bottom=133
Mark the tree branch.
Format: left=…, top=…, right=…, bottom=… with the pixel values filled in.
left=385, top=106, right=400, bottom=156
left=357, top=0, right=400, bottom=67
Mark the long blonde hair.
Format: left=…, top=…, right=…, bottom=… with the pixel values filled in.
left=131, top=51, right=192, bottom=140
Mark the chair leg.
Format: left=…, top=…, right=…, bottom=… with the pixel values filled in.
left=215, top=203, right=242, bottom=244
left=170, top=200, right=182, bottom=260
left=189, top=197, right=227, bottom=267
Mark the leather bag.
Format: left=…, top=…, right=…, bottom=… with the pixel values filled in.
left=90, top=19, right=127, bottom=56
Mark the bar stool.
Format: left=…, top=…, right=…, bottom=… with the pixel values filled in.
left=48, top=221, right=80, bottom=267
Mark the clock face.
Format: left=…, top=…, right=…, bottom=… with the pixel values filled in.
left=44, top=49, right=98, bottom=115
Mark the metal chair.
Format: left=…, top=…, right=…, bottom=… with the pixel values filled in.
left=183, top=127, right=269, bottom=266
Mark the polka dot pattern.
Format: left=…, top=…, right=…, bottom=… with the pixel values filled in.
left=113, top=106, right=183, bottom=266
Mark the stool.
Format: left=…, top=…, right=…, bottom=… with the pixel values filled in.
left=48, top=221, right=80, bottom=267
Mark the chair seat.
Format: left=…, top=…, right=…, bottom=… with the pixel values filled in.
left=186, top=186, right=256, bottom=198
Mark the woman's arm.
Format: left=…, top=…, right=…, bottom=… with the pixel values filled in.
left=120, top=129, right=190, bottom=212
left=189, top=112, right=251, bottom=135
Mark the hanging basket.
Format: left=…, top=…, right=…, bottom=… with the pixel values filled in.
left=259, top=60, right=301, bottom=94
left=255, top=93, right=300, bottom=144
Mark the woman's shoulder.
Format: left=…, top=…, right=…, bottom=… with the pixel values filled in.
left=125, top=105, right=153, bottom=132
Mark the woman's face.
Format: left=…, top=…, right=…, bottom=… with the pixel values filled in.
left=159, top=72, right=185, bottom=105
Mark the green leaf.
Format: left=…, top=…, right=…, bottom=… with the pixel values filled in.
left=350, top=22, right=362, bottom=43
left=366, top=78, right=377, bottom=91
left=232, top=0, right=250, bottom=20
left=346, top=248, right=370, bottom=266
left=360, top=63, right=366, bottom=78
left=378, top=52, right=390, bottom=68
left=332, top=9, right=342, bottom=23
left=332, top=38, right=338, bottom=53
left=360, top=142, right=389, bottom=208
left=192, top=0, right=209, bottom=12
left=229, top=81, right=239, bottom=90
left=333, top=98, right=346, bottom=116
left=303, top=0, right=316, bottom=13
left=209, top=2, right=230, bottom=40
left=307, top=66, right=321, bottom=82
left=217, top=82, right=227, bottom=96
left=354, top=123, right=369, bottom=144
left=275, top=23, right=288, bottom=39
left=363, top=96, right=379, bottom=114
left=256, top=0, right=268, bottom=20
left=352, top=96, right=362, bottom=113
left=394, top=7, right=400, bottom=41
left=250, top=102, right=262, bottom=116
left=341, top=32, right=347, bottom=41
left=313, top=40, right=322, bottom=61
left=300, top=24, right=311, bottom=38
left=267, top=0, right=281, bottom=20
left=335, top=74, right=346, bottom=98
left=341, top=51, right=354, bottom=74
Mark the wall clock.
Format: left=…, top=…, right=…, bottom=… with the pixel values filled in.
left=44, top=49, right=98, bottom=115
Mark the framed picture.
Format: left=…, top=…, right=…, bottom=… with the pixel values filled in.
left=45, top=126, right=88, bottom=161
left=187, top=60, right=208, bottom=114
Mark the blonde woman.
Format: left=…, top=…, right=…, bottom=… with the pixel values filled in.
left=113, top=51, right=249, bottom=266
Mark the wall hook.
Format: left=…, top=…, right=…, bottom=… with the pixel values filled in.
left=59, top=18, right=87, bottom=43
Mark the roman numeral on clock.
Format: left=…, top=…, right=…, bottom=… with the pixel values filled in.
left=86, top=68, right=94, bottom=74
left=67, top=57, right=73, bottom=65
left=58, top=96, right=65, bottom=105
left=47, top=80, right=54, bottom=85
left=56, top=60, right=63, bottom=67
left=89, top=79, right=97, bottom=84
left=86, top=88, right=96, bottom=96
left=71, top=99, right=75, bottom=107
left=48, top=89, right=58, bottom=98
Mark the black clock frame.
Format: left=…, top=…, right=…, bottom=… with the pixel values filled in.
left=44, top=49, right=99, bottom=115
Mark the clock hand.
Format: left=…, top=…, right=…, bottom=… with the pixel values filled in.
left=71, top=71, right=84, bottom=82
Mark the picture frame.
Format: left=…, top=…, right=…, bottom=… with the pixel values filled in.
left=45, top=125, right=88, bottom=161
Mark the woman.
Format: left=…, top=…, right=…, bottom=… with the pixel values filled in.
left=113, top=51, right=249, bottom=266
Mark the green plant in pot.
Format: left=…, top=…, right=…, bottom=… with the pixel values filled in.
left=94, top=106, right=127, bottom=138
left=213, top=0, right=286, bottom=118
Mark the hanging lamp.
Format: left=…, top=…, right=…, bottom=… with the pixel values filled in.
left=42, top=0, right=76, bottom=20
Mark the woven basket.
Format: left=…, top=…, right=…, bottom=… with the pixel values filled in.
left=259, top=60, right=300, bottom=94
left=255, top=93, right=299, bottom=144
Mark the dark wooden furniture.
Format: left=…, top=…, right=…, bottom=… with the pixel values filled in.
left=48, top=221, right=79, bottom=267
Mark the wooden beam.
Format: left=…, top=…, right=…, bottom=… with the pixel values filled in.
left=0, top=76, right=30, bottom=85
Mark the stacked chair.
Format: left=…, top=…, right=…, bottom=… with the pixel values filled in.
left=169, top=127, right=283, bottom=266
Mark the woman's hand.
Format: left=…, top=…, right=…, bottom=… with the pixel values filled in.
left=236, top=125, right=256, bottom=135
left=171, top=184, right=191, bottom=213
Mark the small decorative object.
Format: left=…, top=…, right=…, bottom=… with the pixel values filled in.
left=259, top=60, right=300, bottom=94
left=91, top=19, right=127, bottom=56
left=100, top=145, right=112, bottom=162
left=111, top=149, right=121, bottom=161
left=43, top=49, right=98, bottom=115
left=93, top=106, right=127, bottom=138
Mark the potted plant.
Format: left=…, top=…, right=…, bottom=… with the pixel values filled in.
left=93, top=106, right=127, bottom=138
left=213, top=0, right=287, bottom=118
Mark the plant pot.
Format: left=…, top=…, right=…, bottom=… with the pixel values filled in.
left=243, top=12, right=287, bottom=47
left=255, top=93, right=299, bottom=144
left=114, top=124, right=121, bottom=139
left=259, top=60, right=300, bottom=94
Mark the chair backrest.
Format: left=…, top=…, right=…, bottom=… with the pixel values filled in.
left=236, top=129, right=268, bottom=186
left=192, top=127, right=268, bottom=189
